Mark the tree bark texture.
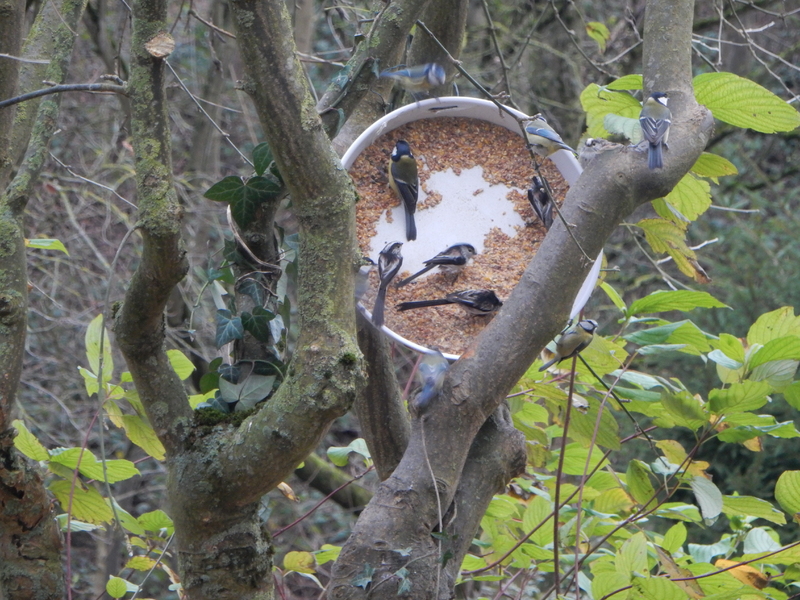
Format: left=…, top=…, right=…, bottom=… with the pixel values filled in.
left=328, top=0, right=713, bottom=598
left=0, top=0, right=90, bottom=596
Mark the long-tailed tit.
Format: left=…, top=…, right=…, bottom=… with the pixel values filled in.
left=372, top=241, right=403, bottom=327
left=396, top=289, right=502, bottom=316
left=396, top=243, right=477, bottom=287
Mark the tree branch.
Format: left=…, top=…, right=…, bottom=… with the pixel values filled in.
left=0, top=82, right=127, bottom=110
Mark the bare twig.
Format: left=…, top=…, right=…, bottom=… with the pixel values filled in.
left=0, top=82, right=126, bottom=109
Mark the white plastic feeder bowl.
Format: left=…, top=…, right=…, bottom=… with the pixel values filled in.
left=342, top=97, right=602, bottom=360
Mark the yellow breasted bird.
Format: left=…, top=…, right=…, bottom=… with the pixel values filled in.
left=388, top=140, right=419, bottom=241
left=539, top=319, right=598, bottom=371
left=639, top=92, right=671, bottom=169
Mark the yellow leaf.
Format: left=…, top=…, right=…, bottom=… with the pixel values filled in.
left=714, top=559, right=768, bottom=589
left=284, top=551, right=316, bottom=574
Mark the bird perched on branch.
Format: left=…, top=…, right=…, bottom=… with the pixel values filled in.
left=524, top=114, right=576, bottom=158
left=527, top=176, right=554, bottom=230
left=388, top=140, right=419, bottom=241
left=539, top=319, right=598, bottom=371
left=396, top=289, right=502, bottom=317
left=379, top=63, right=446, bottom=98
left=396, top=243, right=477, bottom=287
left=639, top=92, right=671, bottom=170
left=372, top=241, right=403, bottom=327
left=412, top=350, right=449, bottom=412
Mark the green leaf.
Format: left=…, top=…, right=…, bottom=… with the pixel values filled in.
left=204, top=175, right=245, bottom=203
left=713, top=333, right=746, bottom=363
left=660, top=390, right=708, bottom=430
left=49, top=447, right=140, bottom=483
left=215, top=309, right=244, bottom=348
left=592, top=571, right=631, bottom=600
left=747, top=307, right=800, bottom=345
left=241, top=307, right=277, bottom=343
left=549, top=443, right=608, bottom=476
left=691, top=476, right=723, bottom=523
left=694, top=71, right=800, bottom=133
left=125, top=556, right=157, bottom=571
left=627, top=460, right=656, bottom=509
left=167, top=349, right=195, bottom=381
left=25, top=237, right=69, bottom=255
left=327, top=438, right=372, bottom=467
left=109, top=500, right=146, bottom=535
left=314, top=544, right=342, bottom=565
left=708, top=381, right=771, bottom=415
left=632, top=575, right=690, bottom=600
left=604, top=113, right=643, bottom=143
left=722, top=495, right=786, bottom=525
left=600, top=281, right=627, bottom=313
left=661, top=522, right=687, bottom=554
left=749, top=336, right=800, bottom=369
left=605, top=74, right=643, bottom=91
left=628, top=290, right=727, bottom=316
left=106, top=576, right=130, bottom=599
left=284, top=550, right=316, bottom=574
left=580, top=84, right=642, bottom=138
left=219, top=374, right=276, bottom=410
left=775, top=471, right=800, bottom=521
left=586, top=21, right=610, bottom=52
left=485, top=496, right=519, bottom=519
left=618, top=531, right=648, bottom=576
left=569, top=400, right=620, bottom=450
left=663, top=173, right=712, bottom=222
left=625, top=320, right=711, bottom=355
left=691, top=152, right=738, bottom=183
left=49, top=480, right=114, bottom=524
left=461, top=554, right=488, bottom=571
left=749, top=359, right=798, bottom=392
left=783, top=381, right=800, bottom=410
left=231, top=176, right=283, bottom=228
left=12, top=420, right=49, bottom=461
left=522, top=496, right=553, bottom=546
left=119, top=415, right=166, bottom=461
left=252, top=142, right=274, bottom=176
left=85, top=314, right=113, bottom=386
left=138, top=509, right=174, bottom=534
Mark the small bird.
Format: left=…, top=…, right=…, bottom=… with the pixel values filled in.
left=524, top=114, right=576, bottom=158
left=396, top=243, right=477, bottom=287
left=412, top=350, right=449, bottom=412
left=372, top=241, right=403, bottom=327
left=538, top=319, right=598, bottom=372
left=639, top=92, right=671, bottom=170
left=388, top=140, right=419, bottom=241
left=396, top=289, right=502, bottom=316
left=380, top=63, right=446, bottom=98
left=527, top=176, right=554, bottom=230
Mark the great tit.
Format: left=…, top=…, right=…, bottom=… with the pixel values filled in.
left=396, top=289, right=502, bottom=316
left=524, top=114, right=576, bottom=158
left=396, top=243, right=477, bottom=287
left=639, top=92, right=671, bottom=170
left=372, top=241, right=403, bottom=327
left=388, top=140, right=419, bottom=241
left=380, top=63, right=446, bottom=98
left=412, top=350, right=449, bottom=412
left=527, top=176, right=554, bottom=230
left=538, top=319, right=598, bottom=371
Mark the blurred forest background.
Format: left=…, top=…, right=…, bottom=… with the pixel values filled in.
left=10, top=0, right=799, bottom=595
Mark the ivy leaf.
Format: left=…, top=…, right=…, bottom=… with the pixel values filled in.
left=585, top=21, right=610, bottom=52
left=351, top=564, right=374, bottom=589
left=241, top=307, right=277, bottom=343
left=204, top=175, right=246, bottom=203
left=694, top=71, right=800, bottom=133
left=230, top=175, right=283, bottom=228
left=216, top=309, right=244, bottom=348
left=237, top=277, right=266, bottom=307
left=252, top=142, right=274, bottom=176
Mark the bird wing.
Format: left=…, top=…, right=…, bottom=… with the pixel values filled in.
left=390, top=161, right=419, bottom=210
left=425, top=253, right=468, bottom=267
left=639, top=116, right=670, bottom=145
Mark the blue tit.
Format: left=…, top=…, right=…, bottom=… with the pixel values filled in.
left=527, top=175, right=554, bottom=230
left=372, top=241, right=403, bottom=327
left=412, top=350, right=449, bottom=412
left=380, top=62, right=446, bottom=98
left=388, top=140, right=419, bottom=241
left=524, top=114, right=576, bottom=158
left=639, top=92, right=671, bottom=170
left=396, top=289, right=502, bottom=317
left=396, top=243, right=477, bottom=287
left=538, top=319, right=598, bottom=372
